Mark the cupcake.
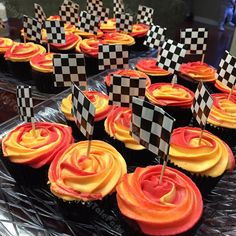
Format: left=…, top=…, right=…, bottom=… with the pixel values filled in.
left=5, top=42, right=46, bottom=80
left=100, top=18, right=116, bottom=33
left=206, top=93, right=236, bottom=146
left=168, top=126, right=235, bottom=196
left=146, top=83, right=194, bottom=127
left=76, top=38, right=105, bottom=76
left=74, top=28, right=103, bottom=39
left=136, top=58, right=173, bottom=83
left=103, top=32, right=135, bottom=48
left=1, top=122, right=74, bottom=186
left=49, top=32, right=81, bottom=53
left=104, top=106, right=156, bottom=166
left=61, top=91, right=112, bottom=140
left=116, top=165, right=203, bottom=236
left=0, top=37, right=13, bottom=72
left=129, top=23, right=149, bottom=51
left=179, top=61, right=216, bottom=91
left=215, top=79, right=236, bottom=95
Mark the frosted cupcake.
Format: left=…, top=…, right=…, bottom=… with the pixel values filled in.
left=0, top=37, right=13, bottom=72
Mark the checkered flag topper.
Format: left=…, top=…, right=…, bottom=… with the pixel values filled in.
left=217, top=50, right=236, bottom=89
left=108, top=75, right=146, bottom=107
left=180, top=28, right=208, bottom=55
left=113, top=0, right=125, bottom=16
left=157, top=39, right=187, bottom=74
left=191, top=82, right=213, bottom=129
left=34, top=3, right=47, bottom=23
left=78, top=11, right=99, bottom=35
left=23, top=15, right=42, bottom=43
left=98, top=44, right=129, bottom=71
left=72, top=84, right=95, bottom=140
left=59, top=2, right=80, bottom=26
left=115, top=13, right=133, bottom=33
left=136, top=5, right=154, bottom=25
left=53, top=54, right=87, bottom=88
left=131, top=97, right=175, bottom=161
left=87, top=5, right=110, bottom=23
left=144, top=25, right=166, bottom=49
left=45, top=21, right=66, bottom=44
left=16, top=86, right=34, bottom=123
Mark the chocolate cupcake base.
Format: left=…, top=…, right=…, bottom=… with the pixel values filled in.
left=131, top=37, right=149, bottom=51
left=84, top=55, right=99, bottom=76
left=148, top=74, right=173, bottom=84
left=0, top=53, right=8, bottom=73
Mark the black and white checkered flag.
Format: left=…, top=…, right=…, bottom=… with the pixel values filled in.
left=45, top=20, right=66, bottom=44
left=143, top=25, right=166, bottom=49
left=53, top=54, right=87, bottom=87
left=191, top=82, right=213, bottom=129
left=78, top=11, right=99, bottom=34
left=72, top=84, right=95, bottom=140
left=0, top=18, right=5, bottom=29
left=98, top=44, right=129, bottom=71
left=87, top=0, right=103, bottom=9
left=217, top=50, right=236, bottom=89
left=34, top=3, right=47, bottom=23
left=157, top=39, right=187, bottom=74
left=59, top=1, right=80, bottom=26
left=131, top=97, right=175, bottom=161
left=23, top=15, right=42, bottom=43
left=87, top=5, right=109, bottom=23
left=113, top=0, right=125, bottom=16
left=16, top=86, right=34, bottom=123
left=108, top=75, right=146, bottom=107
left=136, top=5, right=154, bottom=25
left=115, top=13, right=133, bottom=33
left=180, top=28, right=208, bottom=55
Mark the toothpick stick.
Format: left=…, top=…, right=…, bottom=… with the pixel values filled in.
left=201, top=54, right=205, bottom=63
left=23, top=33, right=26, bottom=44
left=198, top=128, right=204, bottom=145
left=47, top=43, right=50, bottom=53
left=227, top=85, right=234, bottom=100
left=31, top=117, right=37, bottom=138
left=171, top=74, right=177, bottom=87
left=86, top=139, right=92, bottom=158
left=159, top=160, right=167, bottom=185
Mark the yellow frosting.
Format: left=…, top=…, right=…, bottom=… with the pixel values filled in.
left=30, top=53, right=54, bottom=73
left=103, top=32, right=135, bottom=46
left=0, top=37, right=13, bottom=53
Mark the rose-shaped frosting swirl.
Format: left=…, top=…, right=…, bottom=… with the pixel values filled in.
left=74, top=29, right=103, bottom=38
left=146, top=83, right=194, bottom=108
left=105, top=69, right=151, bottom=87
left=136, top=58, right=170, bottom=76
left=30, top=52, right=54, bottom=73
left=180, top=61, right=216, bottom=82
left=76, top=38, right=106, bottom=57
left=5, top=42, right=46, bottom=62
left=129, top=24, right=149, bottom=38
left=169, top=127, right=235, bottom=177
left=104, top=106, right=144, bottom=150
left=208, top=93, right=236, bottom=129
left=0, top=37, right=13, bottom=53
left=116, top=165, right=203, bottom=236
left=50, top=33, right=81, bottom=51
left=215, top=80, right=236, bottom=95
left=61, top=91, right=111, bottom=122
left=100, top=18, right=116, bottom=32
left=48, top=140, right=127, bottom=201
left=103, top=32, right=135, bottom=46
left=2, top=122, right=74, bottom=168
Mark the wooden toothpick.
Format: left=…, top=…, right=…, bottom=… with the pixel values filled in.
left=47, top=43, right=50, bottom=53
left=227, top=85, right=234, bottom=100
left=86, top=139, right=92, bottom=158
left=159, top=160, right=167, bottom=185
left=201, top=54, right=205, bottom=63
left=198, top=128, right=204, bottom=145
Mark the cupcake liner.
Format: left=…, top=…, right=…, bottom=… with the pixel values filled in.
left=49, top=46, right=76, bottom=54
left=131, top=37, right=149, bottom=51
left=0, top=53, right=8, bottom=73
left=84, top=55, right=99, bottom=76
left=148, top=73, right=173, bottom=84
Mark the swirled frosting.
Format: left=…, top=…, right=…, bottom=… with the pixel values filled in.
left=76, top=38, right=105, bottom=57
left=74, top=29, right=103, bottom=38
left=116, top=165, right=203, bottom=236
left=146, top=83, right=194, bottom=108
left=215, top=80, right=236, bottom=95
left=50, top=33, right=81, bottom=51
left=0, top=37, right=13, bottom=53
left=48, top=140, right=127, bottom=201
left=129, top=24, right=149, bottom=38
left=180, top=61, right=216, bottom=82
left=100, top=18, right=116, bottom=32
left=207, top=93, right=236, bottom=129
left=5, top=42, right=46, bottom=62
left=61, top=91, right=111, bottom=122
left=30, top=52, right=54, bottom=73
left=104, top=106, right=145, bottom=150
left=47, top=15, right=61, bottom=21
left=105, top=69, right=151, bottom=87
left=169, top=127, right=235, bottom=177
left=103, top=32, right=135, bottom=46
left=2, top=122, right=74, bottom=168
left=136, top=58, right=170, bottom=76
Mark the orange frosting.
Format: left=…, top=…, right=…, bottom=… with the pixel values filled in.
left=146, top=83, right=194, bottom=108
left=48, top=140, right=127, bottom=201
left=136, top=58, right=171, bottom=76
left=5, top=42, right=46, bottom=62
left=2, top=122, right=74, bottom=168
left=74, top=29, right=103, bottom=38
left=105, top=69, right=151, bottom=87
left=30, top=52, right=54, bottom=73
left=0, top=37, right=13, bottom=53
left=180, top=61, right=216, bottom=82
left=47, top=15, right=61, bottom=21
left=103, top=32, right=135, bottom=46
left=215, top=80, right=236, bottom=95
left=116, top=165, right=203, bottom=235
left=76, top=38, right=106, bottom=57
left=129, top=24, right=149, bottom=38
